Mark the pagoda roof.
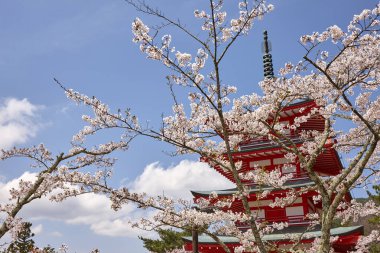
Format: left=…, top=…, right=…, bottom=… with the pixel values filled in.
left=213, top=144, right=342, bottom=183
left=182, top=225, right=364, bottom=243
left=237, top=135, right=304, bottom=153
left=191, top=177, right=315, bottom=197
left=268, top=99, right=316, bottom=120
left=284, top=98, right=314, bottom=107
left=216, top=99, right=317, bottom=139
left=269, top=99, right=317, bottom=119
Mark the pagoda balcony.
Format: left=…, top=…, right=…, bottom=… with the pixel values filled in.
left=238, top=133, right=304, bottom=152
left=211, top=137, right=342, bottom=182
left=182, top=225, right=364, bottom=253
left=244, top=173, right=311, bottom=187
left=236, top=215, right=311, bottom=230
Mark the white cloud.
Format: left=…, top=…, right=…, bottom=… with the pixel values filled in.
left=0, top=160, right=234, bottom=238
left=0, top=171, right=37, bottom=195
left=0, top=98, right=42, bottom=149
left=88, top=210, right=156, bottom=238
left=0, top=172, right=147, bottom=238
left=59, top=106, right=70, bottom=114
left=50, top=231, right=63, bottom=237
left=129, top=160, right=234, bottom=199
left=32, top=224, right=43, bottom=235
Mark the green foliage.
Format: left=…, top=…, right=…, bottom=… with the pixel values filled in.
left=367, top=185, right=380, bottom=253
left=6, top=222, right=35, bottom=253
left=370, top=242, right=380, bottom=253
left=40, top=245, right=57, bottom=253
left=139, top=228, right=191, bottom=253
left=367, top=185, right=380, bottom=225
left=3, top=223, right=57, bottom=253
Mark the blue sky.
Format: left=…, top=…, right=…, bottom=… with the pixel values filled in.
left=0, top=1, right=377, bottom=252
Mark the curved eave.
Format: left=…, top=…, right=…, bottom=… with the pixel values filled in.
left=264, top=99, right=317, bottom=122
left=191, top=179, right=315, bottom=198
left=213, top=144, right=342, bottom=183
left=182, top=225, right=364, bottom=244
left=216, top=100, right=317, bottom=139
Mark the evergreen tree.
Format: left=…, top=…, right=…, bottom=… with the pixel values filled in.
left=139, top=229, right=191, bottom=253
left=6, top=222, right=35, bottom=253
left=40, top=245, right=57, bottom=253
left=367, top=185, right=380, bottom=253
left=368, top=185, right=380, bottom=225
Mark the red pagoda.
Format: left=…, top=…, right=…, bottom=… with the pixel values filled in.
left=182, top=32, right=363, bottom=253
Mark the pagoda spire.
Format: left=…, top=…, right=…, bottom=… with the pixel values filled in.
left=262, top=30, right=274, bottom=79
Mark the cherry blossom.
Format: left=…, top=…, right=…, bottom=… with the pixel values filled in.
left=1, top=1, right=379, bottom=253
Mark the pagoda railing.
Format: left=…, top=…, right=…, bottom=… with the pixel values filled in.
left=239, top=133, right=304, bottom=152
left=245, top=173, right=311, bottom=187
left=236, top=215, right=310, bottom=230
left=282, top=215, right=309, bottom=225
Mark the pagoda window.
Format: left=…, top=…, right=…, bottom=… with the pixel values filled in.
left=281, top=164, right=297, bottom=174
left=286, top=206, right=304, bottom=216
left=249, top=159, right=271, bottom=168
left=273, top=157, right=297, bottom=175
left=248, top=199, right=272, bottom=208
left=273, top=157, right=291, bottom=165
left=293, top=197, right=303, bottom=204
left=252, top=209, right=265, bottom=219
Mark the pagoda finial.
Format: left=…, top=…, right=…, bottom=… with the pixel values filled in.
left=262, top=30, right=274, bottom=79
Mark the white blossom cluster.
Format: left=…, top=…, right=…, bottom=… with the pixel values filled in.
left=352, top=230, right=380, bottom=253
left=336, top=199, right=380, bottom=224
left=1, top=1, right=380, bottom=252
